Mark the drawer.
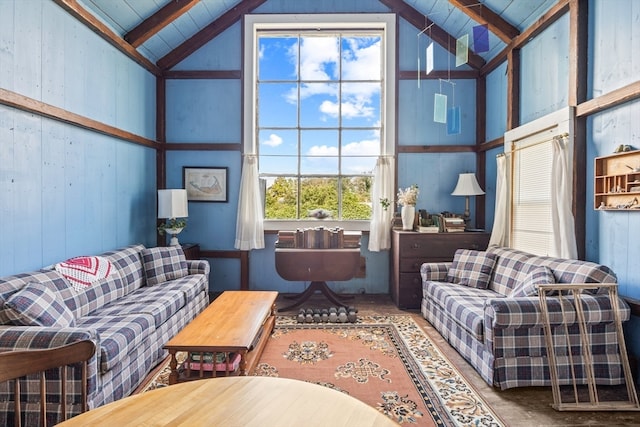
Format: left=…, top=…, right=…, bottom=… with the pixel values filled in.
left=398, top=273, right=423, bottom=309
left=398, top=233, right=489, bottom=258
left=399, top=257, right=423, bottom=273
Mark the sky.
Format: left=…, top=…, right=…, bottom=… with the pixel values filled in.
left=257, top=33, right=383, bottom=177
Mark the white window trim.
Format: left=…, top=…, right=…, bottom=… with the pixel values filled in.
left=503, top=107, right=574, bottom=256
left=243, top=13, right=396, bottom=231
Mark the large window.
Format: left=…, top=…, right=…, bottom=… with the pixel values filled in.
left=244, top=15, right=395, bottom=228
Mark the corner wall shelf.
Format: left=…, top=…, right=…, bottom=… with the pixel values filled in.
left=594, top=150, right=640, bottom=210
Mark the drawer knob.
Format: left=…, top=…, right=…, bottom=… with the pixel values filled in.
left=412, top=243, right=421, bottom=249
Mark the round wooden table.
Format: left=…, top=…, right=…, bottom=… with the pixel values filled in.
left=58, top=376, right=400, bottom=427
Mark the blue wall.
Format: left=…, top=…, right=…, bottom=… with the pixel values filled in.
left=0, top=1, right=157, bottom=276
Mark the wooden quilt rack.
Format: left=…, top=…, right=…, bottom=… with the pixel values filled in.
left=538, top=283, right=640, bottom=411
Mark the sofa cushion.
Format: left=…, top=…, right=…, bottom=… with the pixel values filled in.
left=486, top=246, right=534, bottom=296
left=446, top=249, right=497, bottom=289
left=509, top=266, right=555, bottom=298
left=5, top=283, right=75, bottom=327
left=92, top=285, right=186, bottom=328
left=423, top=280, right=499, bottom=341
left=142, top=247, right=188, bottom=286
left=102, top=244, right=146, bottom=295
left=76, top=313, right=155, bottom=372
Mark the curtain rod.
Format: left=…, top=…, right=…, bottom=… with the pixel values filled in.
left=496, top=132, right=569, bottom=158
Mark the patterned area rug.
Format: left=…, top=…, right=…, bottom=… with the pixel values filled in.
left=141, top=315, right=504, bottom=427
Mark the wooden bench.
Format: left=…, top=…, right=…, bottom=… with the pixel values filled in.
left=164, top=291, right=277, bottom=384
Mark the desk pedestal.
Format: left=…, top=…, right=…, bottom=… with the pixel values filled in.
left=275, top=248, right=360, bottom=311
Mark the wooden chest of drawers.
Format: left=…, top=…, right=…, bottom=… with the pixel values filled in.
left=390, top=230, right=490, bottom=309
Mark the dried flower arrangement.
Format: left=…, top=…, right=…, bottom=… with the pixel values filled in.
left=397, top=184, right=419, bottom=206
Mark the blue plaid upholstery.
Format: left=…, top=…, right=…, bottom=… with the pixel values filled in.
left=421, top=246, right=630, bottom=390
left=0, top=244, right=210, bottom=424
left=5, top=282, right=76, bottom=327
left=446, top=249, right=497, bottom=289
left=142, top=246, right=188, bottom=286
left=508, top=266, right=555, bottom=297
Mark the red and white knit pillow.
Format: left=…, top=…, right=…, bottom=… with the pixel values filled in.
left=55, top=256, right=112, bottom=292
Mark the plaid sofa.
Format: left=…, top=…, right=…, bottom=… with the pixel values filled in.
left=421, top=246, right=630, bottom=390
left=0, top=244, right=209, bottom=425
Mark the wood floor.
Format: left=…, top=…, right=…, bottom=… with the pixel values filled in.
left=275, top=293, right=640, bottom=427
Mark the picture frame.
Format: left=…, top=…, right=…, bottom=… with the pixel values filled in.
left=183, top=167, right=228, bottom=203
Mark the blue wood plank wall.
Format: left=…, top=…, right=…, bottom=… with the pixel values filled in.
left=0, top=0, right=156, bottom=276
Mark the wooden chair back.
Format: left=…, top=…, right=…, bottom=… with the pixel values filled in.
left=0, top=340, right=96, bottom=427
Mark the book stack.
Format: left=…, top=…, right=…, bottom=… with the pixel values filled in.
left=442, top=216, right=466, bottom=232
left=276, top=228, right=360, bottom=249
left=188, top=352, right=241, bottom=372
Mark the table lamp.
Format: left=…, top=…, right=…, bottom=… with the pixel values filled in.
left=158, top=189, right=188, bottom=246
left=451, top=173, right=484, bottom=226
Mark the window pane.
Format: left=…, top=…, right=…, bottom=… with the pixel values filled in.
left=299, top=36, right=339, bottom=81
left=301, top=177, right=338, bottom=218
left=342, top=176, right=373, bottom=220
left=342, top=157, right=377, bottom=175
left=259, top=129, right=298, bottom=156
left=258, top=83, right=298, bottom=127
left=301, top=130, right=338, bottom=156
left=258, top=36, right=298, bottom=81
left=341, top=82, right=380, bottom=126
left=300, top=83, right=339, bottom=127
left=264, top=176, right=298, bottom=219
left=341, top=36, right=381, bottom=80
left=301, top=157, right=339, bottom=175
left=342, top=130, right=380, bottom=154
left=260, top=155, right=298, bottom=175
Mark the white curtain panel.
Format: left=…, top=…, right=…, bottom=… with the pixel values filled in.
left=489, top=154, right=509, bottom=247
left=368, top=156, right=394, bottom=251
left=550, top=136, right=578, bottom=258
left=234, top=155, right=265, bottom=250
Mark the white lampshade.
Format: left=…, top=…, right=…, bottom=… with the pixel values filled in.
left=158, top=189, right=188, bottom=219
left=451, top=173, right=485, bottom=196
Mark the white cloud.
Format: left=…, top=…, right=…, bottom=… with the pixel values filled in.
left=307, top=145, right=338, bottom=156
left=342, top=139, right=380, bottom=156
left=342, top=38, right=381, bottom=80
left=262, top=133, right=283, bottom=147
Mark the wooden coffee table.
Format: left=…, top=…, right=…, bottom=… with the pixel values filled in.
left=163, top=290, right=277, bottom=384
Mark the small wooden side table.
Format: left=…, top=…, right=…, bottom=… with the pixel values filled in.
left=180, top=243, right=200, bottom=260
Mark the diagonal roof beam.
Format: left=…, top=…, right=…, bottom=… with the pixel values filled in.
left=158, top=0, right=268, bottom=70
left=125, top=0, right=201, bottom=48
left=52, top=0, right=160, bottom=76
left=448, top=0, right=519, bottom=44
left=378, top=0, right=485, bottom=70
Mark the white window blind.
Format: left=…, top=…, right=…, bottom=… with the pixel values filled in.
left=511, top=140, right=553, bottom=256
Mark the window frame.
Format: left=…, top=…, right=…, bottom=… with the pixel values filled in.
left=243, top=14, right=396, bottom=231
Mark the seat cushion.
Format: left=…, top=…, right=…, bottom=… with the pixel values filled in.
left=76, top=313, right=155, bottom=372
left=92, top=285, right=186, bottom=328
left=423, top=281, right=498, bottom=341
left=446, top=249, right=497, bottom=289
left=5, top=282, right=75, bottom=327
left=142, top=247, right=188, bottom=286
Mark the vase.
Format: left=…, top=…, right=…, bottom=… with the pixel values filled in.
left=401, top=205, right=415, bottom=230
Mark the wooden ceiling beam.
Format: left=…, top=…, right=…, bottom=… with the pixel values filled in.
left=481, top=0, right=570, bottom=76
left=52, top=0, right=160, bottom=76
left=125, top=0, right=201, bottom=48
left=158, top=0, right=268, bottom=70
left=378, top=0, right=485, bottom=70
left=448, top=0, right=519, bottom=44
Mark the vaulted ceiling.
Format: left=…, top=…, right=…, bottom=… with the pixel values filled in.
left=67, top=0, right=557, bottom=72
